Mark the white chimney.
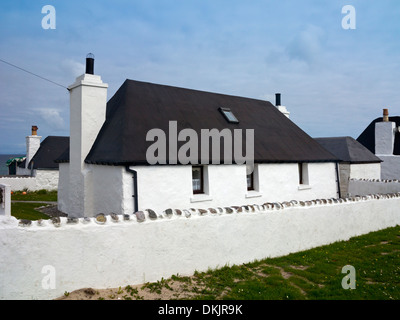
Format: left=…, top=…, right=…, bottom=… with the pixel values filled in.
left=275, top=93, right=290, bottom=118
left=67, top=54, right=108, bottom=217
left=25, top=125, right=41, bottom=168
left=375, top=108, right=395, bottom=155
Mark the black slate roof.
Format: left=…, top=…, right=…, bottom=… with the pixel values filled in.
left=28, top=136, right=69, bottom=169
left=315, top=136, right=382, bottom=164
left=357, top=116, right=400, bottom=155
left=61, top=79, right=339, bottom=165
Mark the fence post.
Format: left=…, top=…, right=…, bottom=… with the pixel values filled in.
left=0, top=184, right=11, bottom=217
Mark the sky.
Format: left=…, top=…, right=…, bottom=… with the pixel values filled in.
left=1, top=0, right=400, bottom=153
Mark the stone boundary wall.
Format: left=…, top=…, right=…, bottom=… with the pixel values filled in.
left=348, top=178, right=400, bottom=196
left=1, top=194, right=400, bottom=300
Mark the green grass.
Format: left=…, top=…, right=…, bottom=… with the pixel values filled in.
left=138, top=226, right=400, bottom=300
left=11, top=190, right=57, bottom=220
left=11, top=202, right=51, bottom=220
left=200, top=226, right=400, bottom=300
left=11, top=189, right=57, bottom=202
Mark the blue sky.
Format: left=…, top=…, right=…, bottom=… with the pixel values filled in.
left=1, top=0, right=400, bottom=153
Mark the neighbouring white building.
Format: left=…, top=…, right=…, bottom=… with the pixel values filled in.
left=1, top=126, right=69, bottom=191
left=357, top=109, right=400, bottom=180
left=57, top=55, right=340, bottom=217
left=315, top=136, right=382, bottom=197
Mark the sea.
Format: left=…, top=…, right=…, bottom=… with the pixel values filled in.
left=0, top=154, right=24, bottom=176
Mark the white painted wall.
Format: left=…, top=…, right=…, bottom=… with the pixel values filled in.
left=0, top=184, right=11, bottom=217
left=124, top=162, right=338, bottom=214
left=349, top=163, right=381, bottom=180
left=0, top=170, right=59, bottom=191
left=375, top=122, right=395, bottom=155
left=25, top=135, right=41, bottom=169
left=67, top=73, right=108, bottom=217
left=57, top=163, right=70, bottom=213
left=374, top=120, right=400, bottom=180
left=378, top=155, right=400, bottom=180
left=1, top=194, right=400, bottom=300
left=58, top=162, right=338, bottom=217
left=348, top=178, right=400, bottom=196
left=35, top=170, right=59, bottom=190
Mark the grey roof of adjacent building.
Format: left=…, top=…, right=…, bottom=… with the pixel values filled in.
left=315, top=136, right=382, bottom=164
left=58, top=79, right=339, bottom=165
left=28, top=136, right=70, bottom=169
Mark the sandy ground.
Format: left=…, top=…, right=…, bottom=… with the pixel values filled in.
left=55, top=276, right=209, bottom=300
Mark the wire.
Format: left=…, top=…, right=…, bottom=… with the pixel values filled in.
left=0, top=58, right=68, bottom=90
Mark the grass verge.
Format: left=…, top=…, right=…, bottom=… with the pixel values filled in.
left=11, top=202, right=51, bottom=220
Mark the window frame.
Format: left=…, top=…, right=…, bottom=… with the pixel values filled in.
left=298, top=163, right=309, bottom=186
left=247, top=171, right=254, bottom=191
left=192, top=165, right=204, bottom=194
left=219, top=107, right=239, bottom=124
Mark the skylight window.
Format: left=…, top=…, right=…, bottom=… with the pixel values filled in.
left=219, top=107, right=239, bottom=124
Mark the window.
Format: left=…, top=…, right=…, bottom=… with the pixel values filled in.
left=219, top=107, right=239, bottom=124
left=192, top=166, right=204, bottom=194
left=298, top=163, right=309, bottom=185
left=247, top=171, right=254, bottom=191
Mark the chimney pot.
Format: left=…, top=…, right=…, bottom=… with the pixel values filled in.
left=383, top=108, right=389, bottom=122
left=275, top=93, right=281, bottom=106
left=85, top=53, right=95, bottom=75
left=31, top=125, right=38, bottom=136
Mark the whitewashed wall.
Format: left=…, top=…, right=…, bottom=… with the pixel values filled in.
left=349, top=163, right=381, bottom=180
left=57, top=163, right=70, bottom=213
left=348, top=178, right=400, bottom=196
left=1, top=194, right=400, bottom=300
left=0, top=170, right=59, bottom=192
left=378, top=155, right=400, bottom=180
left=122, top=163, right=338, bottom=215
left=58, top=162, right=338, bottom=217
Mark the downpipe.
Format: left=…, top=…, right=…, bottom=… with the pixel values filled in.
left=125, top=166, right=138, bottom=213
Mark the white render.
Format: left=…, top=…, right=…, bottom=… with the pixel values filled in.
left=374, top=120, right=400, bottom=180
left=25, top=134, right=41, bottom=169
left=349, top=178, right=400, bottom=196
left=67, top=73, right=108, bottom=217
left=1, top=194, right=400, bottom=300
left=349, top=163, right=381, bottom=180
left=0, top=184, right=11, bottom=217
left=59, top=162, right=338, bottom=217
left=337, top=162, right=381, bottom=197
left=375, top=121, right=395, bottom=155
left=277, top=105, right=290, bottom=118
left=0, top=169, right=59, bottom=191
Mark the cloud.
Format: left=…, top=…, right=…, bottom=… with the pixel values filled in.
left=35, top=108, right=65, bottom=130
left=286, top=25, right=325, bottom=65
left=60, top=59, right=85, bottom=78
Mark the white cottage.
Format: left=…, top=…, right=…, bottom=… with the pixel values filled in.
left=2, top=126, right=69, bottom=191
left=357, top=109, right=400, bottom=180
left=315, top=136, right=382, bottom=197
left=57, top=56, right=340, bottom=217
